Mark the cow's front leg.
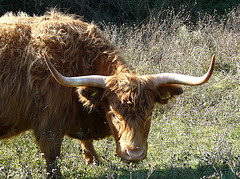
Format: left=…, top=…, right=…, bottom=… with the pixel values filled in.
left=34, top=130, right=63, bottom=178
left=80, top=139, right=101, bottom=165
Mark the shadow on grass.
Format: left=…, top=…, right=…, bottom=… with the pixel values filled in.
left=84, top=163, right=239, bottom=179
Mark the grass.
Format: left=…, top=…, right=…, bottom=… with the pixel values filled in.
left=1, top=7, right=240, bottom=178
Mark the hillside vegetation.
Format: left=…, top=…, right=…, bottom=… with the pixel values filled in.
left=0, top=7, right=240, bottom=178
left=0, top=0, right=239, bottom=25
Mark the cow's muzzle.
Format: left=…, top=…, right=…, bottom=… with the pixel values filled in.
left=118, top=146, right=147, bottom=162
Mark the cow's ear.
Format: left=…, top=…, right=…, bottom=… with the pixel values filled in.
left=76, top=87, right=105, bottom=109
left=155, top=84, right=183, bottom=104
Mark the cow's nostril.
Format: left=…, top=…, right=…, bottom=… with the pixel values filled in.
left=124, top=148, right=131, bottom=157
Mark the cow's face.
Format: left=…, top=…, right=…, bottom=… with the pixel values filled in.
left=101, top=74, right=183, bottom=162
left=104, top=74, right=155, bottom=161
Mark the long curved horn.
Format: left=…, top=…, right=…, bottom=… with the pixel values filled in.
left=150, top=55, right=215, bottom=86
left=43, top=53, right=108, bottom=88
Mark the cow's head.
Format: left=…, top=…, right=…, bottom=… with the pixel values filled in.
left=44, top=54, right=215, bottom=162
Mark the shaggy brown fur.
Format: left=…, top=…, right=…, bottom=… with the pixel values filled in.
left=0, top=11, right=183, bottom=177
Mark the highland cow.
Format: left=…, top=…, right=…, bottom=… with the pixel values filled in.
left=0, top=10, right=215, bottom=177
